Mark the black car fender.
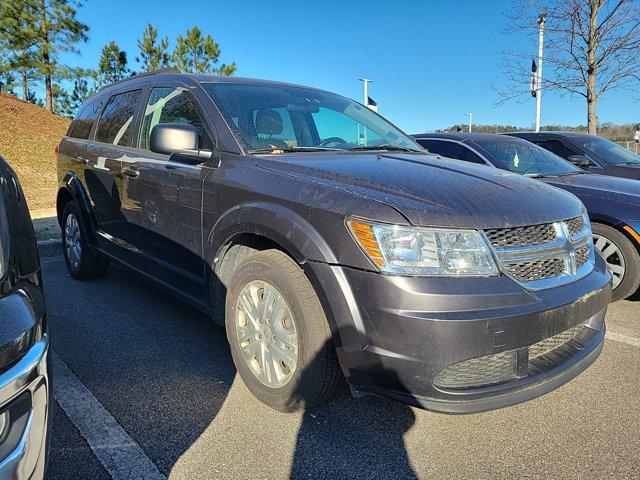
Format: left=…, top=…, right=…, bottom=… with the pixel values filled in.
left=57, top=172, right=99, bottom=246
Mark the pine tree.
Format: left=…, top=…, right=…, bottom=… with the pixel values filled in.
left=0, top=51, right=17, bottom=95
left=172, top=26, right=236, bottom=75
left=97, top=41, right=131, bottom=86
left=30, top=0, right=89, bottom=111
left=0, top=0, right=40, bottom=100
left=136, top=23, right=170, bottom=72
left=67, top=68, right=95, bottom=114
left=52, top=82, right=74, bottom=117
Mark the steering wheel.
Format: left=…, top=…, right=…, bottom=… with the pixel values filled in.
left=318, top=137, right=348, bottom=148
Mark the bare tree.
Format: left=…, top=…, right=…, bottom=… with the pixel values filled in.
left=498, top=0, right=640, bottom=133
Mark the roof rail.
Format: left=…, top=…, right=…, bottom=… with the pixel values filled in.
left=98, top=68, right=181, bottom=91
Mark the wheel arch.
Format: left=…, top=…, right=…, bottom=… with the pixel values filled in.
left=590, top=216, right=640, bottom=254
left=56, top=173, right=98, bottom=245
left=205, top=202, right=339, bottom=326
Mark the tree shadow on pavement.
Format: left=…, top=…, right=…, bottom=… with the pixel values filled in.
left=289, top=328, right=420, bottom=480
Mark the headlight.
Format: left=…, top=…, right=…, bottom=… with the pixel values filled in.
left=347, top=218, right=499, bottom=276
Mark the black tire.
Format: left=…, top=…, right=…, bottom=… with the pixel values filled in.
left=592, top=222, right=640, bottom=302
left=225, top=249, right=341, bottom=412
left=61, top=202, right=109, bottom=280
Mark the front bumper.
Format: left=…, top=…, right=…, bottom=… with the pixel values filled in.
left=0, top=292, right=49, bottom=480
left=306, top=253, right=612, bottom=414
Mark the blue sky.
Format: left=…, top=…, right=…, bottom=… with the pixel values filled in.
left=59, top=0, right=638, bottom=133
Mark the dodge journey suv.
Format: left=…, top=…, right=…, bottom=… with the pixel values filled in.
left=56, top=71, right=611, bottom=413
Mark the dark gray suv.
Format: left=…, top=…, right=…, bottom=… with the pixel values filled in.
left=56, top=71, right=611, bottom=414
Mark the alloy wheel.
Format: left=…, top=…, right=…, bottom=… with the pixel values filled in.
left=235, top=280, right=298, bottom=388
left=65, top=213, right=82, bottom=270
left=593, top=234, right=625, bottom=289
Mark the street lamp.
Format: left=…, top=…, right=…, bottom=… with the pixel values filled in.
left=358, top=78, right=373, bottom=107
left=535, top=12, right=547, bottom=132
left=466, top=113, right=473, bottom=133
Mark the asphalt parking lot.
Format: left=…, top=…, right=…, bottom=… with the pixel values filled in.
left=42, top=253, right=640, bottom=480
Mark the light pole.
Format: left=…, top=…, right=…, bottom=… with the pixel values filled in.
left=358, top=78, right=373, bottom=107
left=535, top=12, right=547, bottom=132
left=466, top=113, right=473, bottom=133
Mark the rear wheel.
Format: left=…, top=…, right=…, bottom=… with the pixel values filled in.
left=592, top=222, right=640, bottom=301
left=225, top=249, right=341, bottom=412
left=62, top=203, right=109, bottom=280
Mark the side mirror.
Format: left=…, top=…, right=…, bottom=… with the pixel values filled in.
left=567, top=155, right=591, bottom=168
left=150, top=123, right=213, bottom=162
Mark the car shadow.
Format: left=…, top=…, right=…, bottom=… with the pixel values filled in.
left=288, top=328, right=420, bottom=480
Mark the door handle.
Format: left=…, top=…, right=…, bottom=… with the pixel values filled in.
left=76, top=156, right=89, bottom=165
left=122, top=166, right=140, bottom=178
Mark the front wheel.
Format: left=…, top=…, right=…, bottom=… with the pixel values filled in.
left=592, top=223, right=640, bottom=301
left=225, top=249, right=341, bottom=412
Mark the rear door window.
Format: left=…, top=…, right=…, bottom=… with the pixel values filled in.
left=96, top=90, right=143, bottom=146
left=68, top=98, right=102, bottom=140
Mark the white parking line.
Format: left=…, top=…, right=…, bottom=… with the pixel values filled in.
left=606, top=331, right=640, bottom=348
left=52, top=351, right=166, bottom=480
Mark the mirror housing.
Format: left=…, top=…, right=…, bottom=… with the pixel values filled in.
left=567, top=155, right=591, bottom=168
left=150, top=123, right=213, bottom=163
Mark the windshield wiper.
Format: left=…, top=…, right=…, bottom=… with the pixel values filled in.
left=346, top=144, right=422, bottom=153
left=249, top=146, right=346, bottom=154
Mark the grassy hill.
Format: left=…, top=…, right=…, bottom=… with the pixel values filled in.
left=0, top=93, right=70, bottom=212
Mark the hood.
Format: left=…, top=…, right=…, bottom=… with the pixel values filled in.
left=603, top=163, right=640, bottom=180
left=544, top=173, right=640, bottom=221
left=544, top=173, right=640, bottom=204
left=254, top=152, right=583, bottom=229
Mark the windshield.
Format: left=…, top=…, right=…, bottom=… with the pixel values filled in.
left=474, top=140, right=581, bottom=176
left=573, top=135, right=640, bottom=165
left=201, top=82, right=423, bottom=153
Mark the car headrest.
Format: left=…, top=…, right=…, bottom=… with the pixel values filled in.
left=255, top=109, right=283, bottom=135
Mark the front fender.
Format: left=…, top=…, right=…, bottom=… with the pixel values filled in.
left=205, top=202, right=338, bottom=265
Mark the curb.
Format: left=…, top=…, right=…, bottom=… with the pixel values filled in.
left=38, top=238, right=62, bottom=257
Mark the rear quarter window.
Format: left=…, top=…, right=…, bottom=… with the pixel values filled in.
left=68, top=98, right=103, bottom=140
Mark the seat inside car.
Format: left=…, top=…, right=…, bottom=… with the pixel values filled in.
left=249, top=109, right=288, bottom=149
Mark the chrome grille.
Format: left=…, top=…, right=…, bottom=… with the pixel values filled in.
left=485, top=215, right=594, bottom=289
left=576, top=244, right=590, bottom=269
left=485, top=223, right=557, bottom=248
left=504, top=257, right=565, bottom=283
left=566, top=216, right=586, bottom=238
